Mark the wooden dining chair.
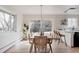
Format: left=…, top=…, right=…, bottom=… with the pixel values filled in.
left=28, top=34, right=34, bottom=53
left=53, top=30, right=67, bottom=46
left=53, top=30, right=61, bottom=44
left=34, top=36, right=48, bottom=53
left=58, top=32, right=67, bottom=46
left=47, top=38, right=53, bottom=53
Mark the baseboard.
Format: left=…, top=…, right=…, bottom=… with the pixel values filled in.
left=0, top=38, right=21, bottom=53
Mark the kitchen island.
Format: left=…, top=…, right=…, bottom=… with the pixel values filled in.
left=59, top=30, right=79, bottom=47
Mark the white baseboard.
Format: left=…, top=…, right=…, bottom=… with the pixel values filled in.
left=0, top=39, right=21, bottom=53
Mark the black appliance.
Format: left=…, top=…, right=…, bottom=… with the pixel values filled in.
left=74, top=32, right=79, bottom=47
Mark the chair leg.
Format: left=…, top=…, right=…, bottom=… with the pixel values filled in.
left=64, top=37, right=67, bottom=47
left=49, top=43, right=53, bottom=53
left=45, top=47, right=47, bottom=53
left=58, top=39, right=60, bottom=45
left=34, top=45, right=36, bottom=53
left=29, top=43, right=33, bottom=53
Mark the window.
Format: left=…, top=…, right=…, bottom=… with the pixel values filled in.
left=29, top=20, right=52, bottom=32
left=68, top=18, right=78, bottom=29
left=0, top=10, right=16, bottom=32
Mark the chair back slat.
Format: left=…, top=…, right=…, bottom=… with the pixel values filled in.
left=34, top=36, right=47, bottom=49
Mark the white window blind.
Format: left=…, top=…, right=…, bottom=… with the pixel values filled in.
left=68, top=18, right=78, bottom=29
left=0, top=10, right=16, bottom=32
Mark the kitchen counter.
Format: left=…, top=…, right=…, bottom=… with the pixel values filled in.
left=64, top=30, right=79, bottom=32
left=59, top=29, right=79, bottom=47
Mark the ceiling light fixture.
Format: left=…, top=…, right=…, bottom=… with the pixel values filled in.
left=64, top=8, right=76, bottom=13
left=40, top=5, right=43, bottom=20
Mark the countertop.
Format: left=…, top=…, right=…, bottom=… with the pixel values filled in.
left=59, top=29, right=79, bottom=33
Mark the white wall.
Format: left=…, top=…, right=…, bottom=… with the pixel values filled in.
left=0, top=6, right=23, bottom=52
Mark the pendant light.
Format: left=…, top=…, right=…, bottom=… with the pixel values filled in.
left=40, top=5, right=43, bottom=20
left=40, top=5, right=43, bottom=35
left=64, top=8, right=76, bottom=13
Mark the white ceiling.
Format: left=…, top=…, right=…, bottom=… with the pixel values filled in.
left=3, top=5, right=79, bottom=15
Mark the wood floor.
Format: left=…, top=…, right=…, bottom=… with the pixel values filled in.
left=5, top=40, right=79, bottom=53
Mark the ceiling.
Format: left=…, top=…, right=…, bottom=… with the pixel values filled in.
left=3, top=5, right=79, bottom=15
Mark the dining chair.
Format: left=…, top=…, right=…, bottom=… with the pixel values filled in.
left=58, top=31, right=67, bottom=46
left=53, top=30, right=61, bottom=44
left=47, top=38, right=53, bottom=53
left=34, top=36, right=48, bottom=53
left=53, top=30, right=67, bottom=46
left=28, top=34, right=34, bottom=53
left=44, top=32, right=53, bottom=53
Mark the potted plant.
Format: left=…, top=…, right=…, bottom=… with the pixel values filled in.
left=23, top=24, right=29, bottom=40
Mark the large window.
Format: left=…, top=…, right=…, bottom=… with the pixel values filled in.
left=67, top=18, right=78, bottom=29
left=30, top=20, right=52, bottom=32
left=0, top=10, right=16, bottom=32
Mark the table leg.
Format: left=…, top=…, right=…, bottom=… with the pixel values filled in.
left=34, top=45, right=36, bottom=53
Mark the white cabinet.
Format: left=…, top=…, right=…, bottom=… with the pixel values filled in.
left=65, top=32, right=74, bottom=47
left=60, top=30, right=75, bottom=47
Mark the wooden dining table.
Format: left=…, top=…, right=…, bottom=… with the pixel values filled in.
left=29, top=35, right=53, bottom=53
